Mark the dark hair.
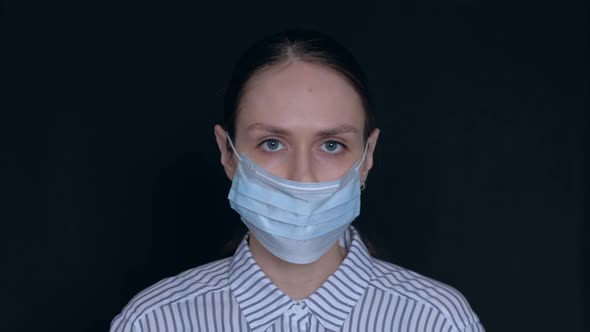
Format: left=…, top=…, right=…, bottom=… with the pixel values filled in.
left=223, top=28, right=376, bottom=142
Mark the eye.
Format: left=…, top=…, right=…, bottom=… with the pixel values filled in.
left=260, top=139, right=285, bottom=152
left=320, top=141, right=345, bottom=154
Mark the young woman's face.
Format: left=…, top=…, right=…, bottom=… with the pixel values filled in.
left=216, top=61, right=379, bottom=183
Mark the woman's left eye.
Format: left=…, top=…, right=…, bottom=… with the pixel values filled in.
left=320, top=141, right=345, bottom=153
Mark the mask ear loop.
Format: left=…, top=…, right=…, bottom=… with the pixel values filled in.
left=226, top=132, right=241, bottom=160
left=354, top=140, right=370, bottom=172
left=357, top=140, right=370, bottom=190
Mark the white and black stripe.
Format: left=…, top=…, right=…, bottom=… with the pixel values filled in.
left=111, top=227, right=484, bottom=331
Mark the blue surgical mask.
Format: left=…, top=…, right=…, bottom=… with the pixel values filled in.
left=226, top=135, right=367, bottom=264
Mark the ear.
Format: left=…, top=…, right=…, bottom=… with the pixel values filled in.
left=360, top=128, right=380, bottom=186
left=214, top=124, right=238, bottom=180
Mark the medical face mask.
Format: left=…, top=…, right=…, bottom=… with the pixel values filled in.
left=226, top=135, right=367, bottom=264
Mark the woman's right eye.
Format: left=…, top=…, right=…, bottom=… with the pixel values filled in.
left=260, top=139, right=285, bottom=152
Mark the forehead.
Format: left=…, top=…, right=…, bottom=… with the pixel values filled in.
left=236, top=61, right=365, bottom=133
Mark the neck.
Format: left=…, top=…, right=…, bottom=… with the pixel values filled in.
left=248, top=233, right=347, bottom=300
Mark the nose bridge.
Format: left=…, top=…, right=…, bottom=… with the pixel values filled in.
left=287, top=146, right=318, bottom=183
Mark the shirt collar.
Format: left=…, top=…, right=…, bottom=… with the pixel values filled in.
left=228, top=226, right=375, bottom=332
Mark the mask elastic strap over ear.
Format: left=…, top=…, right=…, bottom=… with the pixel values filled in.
left=226, top=133, right=241, bottom=159
left=355, top=140, right=370, bottom=172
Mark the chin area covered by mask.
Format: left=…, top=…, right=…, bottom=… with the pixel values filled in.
left=226, top=134, right=367, bottom=264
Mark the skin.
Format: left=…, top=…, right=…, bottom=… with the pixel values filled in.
left=214, top=60, right=380, bottom=300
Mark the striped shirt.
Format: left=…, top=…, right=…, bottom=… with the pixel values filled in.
left=111, top=227, right=484, bottom=331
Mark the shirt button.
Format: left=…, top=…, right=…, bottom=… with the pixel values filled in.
left=286, top=302, right=306, bottom=315
left=291, top=304, right=303, bottom=314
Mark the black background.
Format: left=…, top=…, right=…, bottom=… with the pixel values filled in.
left=3, top=1, right=586, bottom=331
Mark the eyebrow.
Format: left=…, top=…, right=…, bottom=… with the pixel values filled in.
left=317, top=124, right=359, bottom=137
left=247, top=123, right=359, bottom=136
left=247, top=123, right=290, bottom=135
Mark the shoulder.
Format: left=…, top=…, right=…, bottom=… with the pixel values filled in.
left=370, top=258, right=483, bottom=332
left=109, top=257, right=232, bottom=332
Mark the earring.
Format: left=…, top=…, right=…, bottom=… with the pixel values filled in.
left=361, top=181, right=366, bottom=191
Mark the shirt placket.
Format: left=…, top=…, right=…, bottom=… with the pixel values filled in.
left=283, top=301, right=311, bottom=331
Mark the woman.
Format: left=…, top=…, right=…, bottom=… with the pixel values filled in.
left=111, top=29, right=484, bottom=331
